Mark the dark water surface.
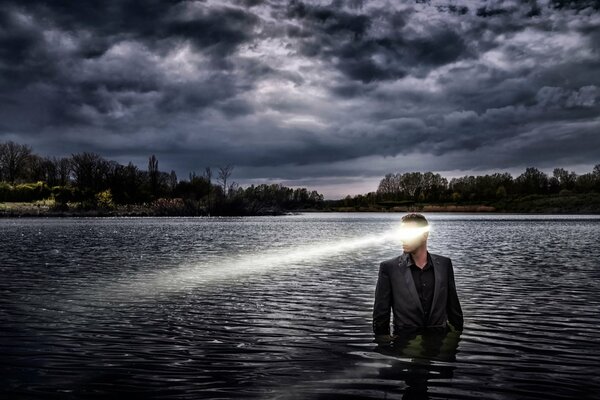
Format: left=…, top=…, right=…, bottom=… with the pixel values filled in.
left=1, top=213, right=600, bottom=399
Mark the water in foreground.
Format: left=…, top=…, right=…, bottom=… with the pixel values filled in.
left=1, top=213, right=599, bottom=399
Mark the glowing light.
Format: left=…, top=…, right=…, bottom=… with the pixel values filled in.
left=397, top=225, right=430, bottom=242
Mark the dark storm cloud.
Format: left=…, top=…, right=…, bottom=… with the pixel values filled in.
left=0, top=0, right=273, bottom=135
left=283, top=1, right=473, bottom=82
left=0, top=0, right=599, bottom=198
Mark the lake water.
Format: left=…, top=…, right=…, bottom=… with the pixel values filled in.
left=1, top=213, right=599, bottom=399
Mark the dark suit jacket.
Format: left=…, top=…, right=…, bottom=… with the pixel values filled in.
left=373, top=251, right=464, bottom=334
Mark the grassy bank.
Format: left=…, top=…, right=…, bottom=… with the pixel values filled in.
left=2, top=192, right=600, bottom=217
left=0, top=198, right=292, bottom=217
left=0, top=200, right=158, bottom=217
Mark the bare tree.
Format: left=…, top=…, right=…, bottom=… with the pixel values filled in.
left=401, top=172, right=424, bottom=201
left=376, top=173, right=397, bottom=199
left=70, top=152, right=109, bottom=192
left=204, top=166, right=212, bottom=214
left=45, top=157, right=60, bottom=186
left=57, top=157, right=71, bottom=186
left=168, top=170, right=177, bottom=192
left=148, top=154, right=159, bottom=197
left=0, top=141, right=32, bottom=183
left=26, top=154, right=47, bottom=182
left=217, top=164, right=234, bottom=197
left=203, top=167, right=212, bottom=184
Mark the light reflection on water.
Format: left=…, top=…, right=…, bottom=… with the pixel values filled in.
left=1, top=213, right=600, bottom=399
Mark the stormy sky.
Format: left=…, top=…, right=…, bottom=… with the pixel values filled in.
left=1, top=0, right=599, bottom=199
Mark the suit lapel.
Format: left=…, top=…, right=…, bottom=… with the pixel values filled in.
left=398, top=252, right=424, bottom=314
left=430, top=254, right=443, bottom=315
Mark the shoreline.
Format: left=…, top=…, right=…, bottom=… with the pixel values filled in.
left=2, top=207, right=599, bottom=218
left=3, top=193, right=600, bottom=217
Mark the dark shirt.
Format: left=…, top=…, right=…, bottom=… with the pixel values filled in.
left=408, top=252, right=435, bottom=325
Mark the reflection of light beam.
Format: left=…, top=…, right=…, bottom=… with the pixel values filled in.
left=104, top=225, right=418, bottom=298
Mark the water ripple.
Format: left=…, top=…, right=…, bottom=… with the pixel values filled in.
left=1, top=213, right=599, bottom=399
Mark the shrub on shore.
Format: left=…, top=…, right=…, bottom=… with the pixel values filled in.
left=0, top=181, right=51, bottom=202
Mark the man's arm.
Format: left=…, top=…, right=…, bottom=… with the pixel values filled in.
left=446, top=259, right=464, bottom=331
left=373, top=261, right=392, bottom=335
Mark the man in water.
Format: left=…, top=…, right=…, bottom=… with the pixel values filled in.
left=372, top=213, right=464, bottom=343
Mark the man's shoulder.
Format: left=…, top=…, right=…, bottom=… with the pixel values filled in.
left=429, top=253, right=453, bottom=268
left=379, top=252, right=452, bottom=270
left=380, top=255, right=400, bottom=268
left=429, top=252, right=451, bottom=263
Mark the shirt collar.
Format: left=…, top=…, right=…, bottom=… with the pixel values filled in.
left=408, top=251, right=432, bottom=269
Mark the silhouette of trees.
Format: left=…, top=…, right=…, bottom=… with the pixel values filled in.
left=515, top=167, right=550, bottom=195
left=70, top=152, right=111, bottom=195
left=552, top=167, right=577, bottom=192
left=376, top=172, right=448, bottom=201
left=0, top=141, right=32, bottom=183
left=57, top=157, right=71, bottom=186
left=0, top=142, right=326, bottom=214
left=108, top=161, right=148, bottom=204
left=374, top=165, right=600, bottom=205
left=449, top=172, right=514, bottom=201
left=2, top=140, right=599, bottom=214
left=23, top=155, right=71, bottom=187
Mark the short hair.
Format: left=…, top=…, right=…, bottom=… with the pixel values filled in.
left=401, top=213, right=428, bottom=227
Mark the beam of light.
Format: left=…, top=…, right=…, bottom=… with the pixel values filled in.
left=99, top=224, right=425, bottom=300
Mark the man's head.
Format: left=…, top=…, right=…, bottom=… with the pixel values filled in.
left=399, top=213, right=429, bottom=253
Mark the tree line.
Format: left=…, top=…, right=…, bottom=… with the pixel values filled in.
left=372, top=166, right=600, bottom=203
left=3, top=139, right=598, bottom=214
left=0, top=141, right=325, bottom=215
